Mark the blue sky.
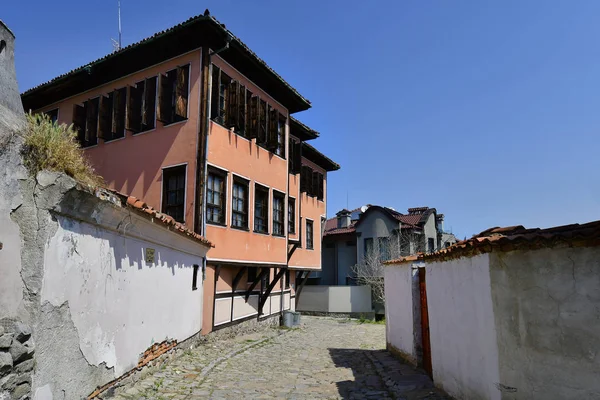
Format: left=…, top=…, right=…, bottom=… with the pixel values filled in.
left=5, top=1, right=600, bottom=239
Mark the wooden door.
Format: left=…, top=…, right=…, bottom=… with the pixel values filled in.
left=419, top=267, right=433, bottom=378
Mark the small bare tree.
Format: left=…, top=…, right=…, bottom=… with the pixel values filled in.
left=351, top=230, right=421, bottom=305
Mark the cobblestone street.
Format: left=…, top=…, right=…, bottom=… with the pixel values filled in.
left=108, top=317, right=449, bottom=400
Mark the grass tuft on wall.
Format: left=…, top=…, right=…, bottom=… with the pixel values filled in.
left=22, top=112, right=103, bottom=186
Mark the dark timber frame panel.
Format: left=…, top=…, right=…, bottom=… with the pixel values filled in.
left=258, top=268, right=286, bottom=315
left=245, top=268, right=269, bottom=302
left=295, top=271, right=310, bottom=307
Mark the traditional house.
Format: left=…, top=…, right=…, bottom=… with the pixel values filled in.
left=21, top=10, right=340, bottom=334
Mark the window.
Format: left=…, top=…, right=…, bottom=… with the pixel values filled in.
left=272, top=191, right=285, bottom=236
left=254, top=184, right=269, bottom=233
left=162, top=165, right=186, bottom=223
left=158, top=65, right=189, bottom=125
left=428, top=238, right=435, bottom=253
left=300, top=166, right=312, bottom=194
left=192, top=264, right=199, bottom=291
left=126, top=77, right=157, bottom=133
left=105, top=88, right=126, bottom=141
left=247, top=267, right=257, bottom=284
left=45, top=109, right=58, bottom=124
left=210, top=66, right=232, bottom=126
left=276, top=115, right=286, bottom=158
left=306, top=220, right=314, bottom=249
left=365, top=238, right=373, bottom=256
left=288, top=198, right=296, bottom=234
left=312, top=171, right=324, bottom=200
left=72, top=98, right=99, bottom=148
left=207, top=168, right=226, bottom=225
left=285, top=269, right=290, bottom=289
left=378, top=237, right=391, bottom=261
left=289, top=138, right=301, bottom=174
left=231, top=177, right=249, bottom=229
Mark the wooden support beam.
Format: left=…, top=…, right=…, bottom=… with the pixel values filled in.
left=287, top=242, right=299, bottom=262
left=245, top=268, right=268, bottom=302
left=231, top=266, right=248, bottom=323
left=211, top=265, right=221, bottom=331
left=295, top=271, right=310, bottom=307
left=259, top=268, right=286, bottom=315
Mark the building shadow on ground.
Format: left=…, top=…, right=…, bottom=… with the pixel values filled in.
left=328, top=348, right=445, bottom=400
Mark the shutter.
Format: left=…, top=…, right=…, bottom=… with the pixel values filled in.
left=142, top=76, right=157, bottom=128
left=318, top=173, right=324, bottom=200
left=85, top=98, right=99, bottom=145
left=293, top=141, right=302, bottom=174
left=210, top=66, right=220, bottom=121
left=267, top=107, right=279, bottom=151
left=288, top=138, right=295, bottom=173
left=311, top=171, right=319, bottom=198
left=257, top=99, right=267, bottom=144
left=112, top=87, right=126, bottom=138
left=238, top=85, right=246, bottom=135
left=248, top=96, right=259, bottom=139
left=98, top=94, right=113, bottom=140
left=227, top=80, right=238, bottom=129
left=300, top=166, right=306, bottom=193
left=175, top=65, right=189, bottom=119
left=126, top=85, right=142, bottom=132
left=157, top=73, right=172, bottom=123
left=73, top=103, right=87, bottom=146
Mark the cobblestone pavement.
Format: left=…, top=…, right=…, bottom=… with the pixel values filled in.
left=108, top=317, right=449, bottom=399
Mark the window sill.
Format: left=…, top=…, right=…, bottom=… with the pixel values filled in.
left=306, top=247, right=314, bottom=251
left=81, top=143, right=98, bottom=149
left=231, top=225, right=250, bottom=232
left=162, top=118, right=188, bottom=128
left=207, top=221, right=227, bottom=228
left=253, top=230, right=270, bottom=236
left=272, top=233, right=286, bottom=238
left=103, top=136, right=126, bottom=144
left=132, top=127, right=156, bottom=136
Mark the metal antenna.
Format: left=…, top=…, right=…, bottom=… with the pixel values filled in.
left=111, top=0, right=122, bottom=52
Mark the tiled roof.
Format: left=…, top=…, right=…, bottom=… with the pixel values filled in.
left=94, top=187, right=213, bottom=247
left=21, top=10, right=310, bottom=113
left=385, top=220, right=600, bottom=265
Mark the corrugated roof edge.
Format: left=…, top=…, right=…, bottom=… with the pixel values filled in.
left=20, top=11, right=310, bottom=110
left=384, top=220, right=600, bottom=265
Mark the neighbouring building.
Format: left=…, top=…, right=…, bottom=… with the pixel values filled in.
left=296, top=204, right=457, bottom=316
left=384, top=221, right=600, bottom=400
left=21, top=11, right=340, bottom=335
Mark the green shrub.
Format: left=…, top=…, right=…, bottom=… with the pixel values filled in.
left=22, top=112, right=103, bottom=186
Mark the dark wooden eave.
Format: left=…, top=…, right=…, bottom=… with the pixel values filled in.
left=21, top=13, right=311, bottom=114
left=302, top=142, right=340, bottom=172
left=290, top=116, right=319, bottom=141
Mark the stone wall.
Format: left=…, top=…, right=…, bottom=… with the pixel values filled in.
left=0, top=320, right=34, bottom=400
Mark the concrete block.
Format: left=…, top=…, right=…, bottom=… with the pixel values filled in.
left=8, top=341, right=32, bottom=365
left=0, top=353, right=12, bottom=375
left=0, top=336, right=11, bottom=350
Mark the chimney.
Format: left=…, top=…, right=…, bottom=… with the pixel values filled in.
left=336, top=209, right=351, bottom=229
left=436, top=214, right=444, bottom=232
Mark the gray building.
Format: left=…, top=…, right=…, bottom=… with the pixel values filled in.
left=316, top=205, right=458, bottom=286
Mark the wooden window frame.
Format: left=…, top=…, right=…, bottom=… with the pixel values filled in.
left=161, top=164, right=187, bottom=223
left=306, top=219, right=314, bottom=250
left=254, top=184, right=269, bottom=234
left=206, top=167, right=227, bottom=226
left=288, top=197, right=296, bottom=235
left=44, top=108, right=59, bottom=124
left=231, top=176, right=249, bottom=230
left=272, top=191, right=285, bottom=237
left=158, top=64, right=190, bottom=126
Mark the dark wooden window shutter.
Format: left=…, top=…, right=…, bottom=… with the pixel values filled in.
left=311, top=171, right=320, bottom=198
left=142, top=76, right=157, bottom=128
left=98, top=94, right=113, bottom=140
left=238, top=85, right=246, bottom=135
left=85, top=98, right=99, bottom=146
left=210, top=66, right=220, bottom=121
left=112, top=87, right=126, bottom=139
left=293, top=141, right=302, bottom=174
left=157, top=73, right=173, bottom=124
left=175, top=65, right=189, bottom=120
left=318, top=173, right=324, bottom=200
left=227, top=80, right=238, bottom=129
left=257, top=99, right=267, bottom=144
left=267, top=107, right=279, bottom=151
left=73, top=103, right=87, bottom=146
left=288, top=138, right=295, bottom=173
left=126, top=85, right=142, bottom=132
left=248, top=96, right=259, bottom=139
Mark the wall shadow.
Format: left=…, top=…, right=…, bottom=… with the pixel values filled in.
left=328, top=348, right=390, bottom=399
